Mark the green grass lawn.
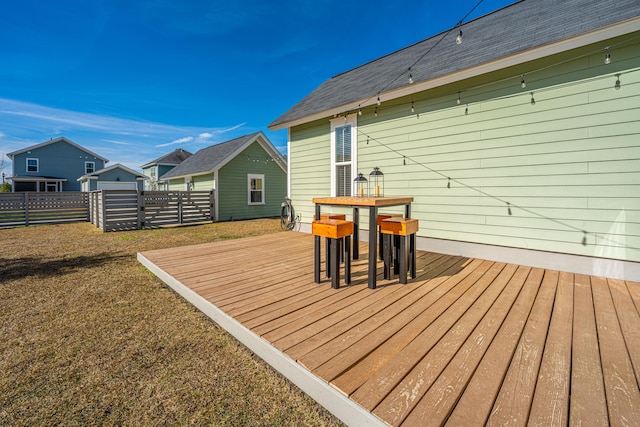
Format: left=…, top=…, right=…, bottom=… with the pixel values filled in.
left=0, top=220, right=343, bottom=426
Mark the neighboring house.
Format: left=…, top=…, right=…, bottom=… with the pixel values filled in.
left=141, top=148, right=192, bottom=190
left=77, top=163, right=147, bottom=191
left=6, top=137, right=108, bottom=192
left=269, top=0, right=640, bottom=280
left=160, top=132, right=287, bottom=221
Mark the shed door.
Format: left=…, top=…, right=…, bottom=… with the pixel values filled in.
left=97, top=181, right=137, bottom=190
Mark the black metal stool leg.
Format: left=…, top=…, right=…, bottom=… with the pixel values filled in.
left=314, top=236, right=321, bottom=283
left=399, top=235, right=408, bottom=284
left=383, top=233, right=392, bottom=280
left=345, top=235, right=351, bottom=284
left=325, top=237, right=331, bottom=278
left=330, top=238, right=340, bottom=289
left=410, top=233, right=416, bottom=279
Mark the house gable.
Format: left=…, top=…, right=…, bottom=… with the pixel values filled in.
left=216, top=140, right=287, bottom=221
left=8, top=137, right=108, bottom=192
left=276, top=1, right=640, bottom=279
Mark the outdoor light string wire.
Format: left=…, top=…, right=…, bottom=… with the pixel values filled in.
left=356, top=94, right=638, bottom=252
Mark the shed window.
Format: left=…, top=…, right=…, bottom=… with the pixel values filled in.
left=85, top=161, right=95, bottom=174
left=248, top=174, right=265, bottom=205
left=27, top=158, right=39, bottom=173
left=331, top=115, right=357, bottom=196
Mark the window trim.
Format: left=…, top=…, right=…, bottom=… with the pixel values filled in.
left=26, top=158, right=39, bottom=173
left=85, top=161, right=95, bottom=174
left=248, top=174, right=265, bottom=205
left=330, top=114, right=358, bottom=197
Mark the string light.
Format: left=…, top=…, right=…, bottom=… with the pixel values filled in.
left=520, top=75, right=526, bottom=88
left=604, top=47, right=611, bottom=64
left=456, top=26, right=462, bottom=45
left=377, top=96, right=381, bottom=106
left=358, top=105, right=362, bottom=116
left=374, top=106, right=378, bottom=117
left=411, top=99, right=415, bottom=113
left=615, top=73, right=621, bottom=90
left=409, top=71, right=414, bottom=84
left=457, top=92, right=461, bottom=105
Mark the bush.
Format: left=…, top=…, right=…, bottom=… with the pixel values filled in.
left=0, top=182, right=11, bottom=192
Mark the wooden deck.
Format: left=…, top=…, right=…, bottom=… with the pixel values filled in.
left=138, top=232, right=640, bottom=426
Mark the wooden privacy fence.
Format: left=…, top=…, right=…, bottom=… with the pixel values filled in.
left=89, top=190, right=215, bottom=232
left=0, top=192, right=89, bottom=228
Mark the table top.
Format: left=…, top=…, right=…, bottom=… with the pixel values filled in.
left=312, top=196, right=414, bottom=207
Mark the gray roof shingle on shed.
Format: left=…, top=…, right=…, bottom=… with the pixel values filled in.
left=269, top=0, right=640, bottom=129
left=141, top=148, right=192, bottom=168
left=159, top=132, right=281, bottom=180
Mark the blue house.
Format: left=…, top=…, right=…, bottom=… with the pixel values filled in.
left=7, top=137, right=108, bottom=192
left=141, top=148, right=192, bottom=190
left=77, top=163, right=147, bottom=191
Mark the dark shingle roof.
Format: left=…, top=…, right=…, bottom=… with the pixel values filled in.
left=269, top=0, right=640, bottom=129
left=159, top=132, right=282, bottom=180
left=141, top=148, right=192, bottom=168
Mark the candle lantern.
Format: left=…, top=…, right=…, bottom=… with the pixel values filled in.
left=369, top=167, right=384, bottom=197
left=354, top=172, right=368, bottom=197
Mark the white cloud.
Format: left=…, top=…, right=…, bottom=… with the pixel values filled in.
left=155, top=136, right=194, bottom=148
left=0, top=98, right=248, bottom=167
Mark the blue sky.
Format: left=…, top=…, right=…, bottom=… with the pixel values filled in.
left=0, top=0, right=514, bottom=175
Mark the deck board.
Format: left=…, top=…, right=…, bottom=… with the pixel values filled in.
left=138, top=232, right=640, bottom=427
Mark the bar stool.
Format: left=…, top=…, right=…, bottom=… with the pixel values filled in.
left=321, top=213, right=346, bottom=266
left=312, top=219, right=354, bottom=289
left=380, top=217, right=418, bottom=284
left=377, top=213, right=403, bottom=260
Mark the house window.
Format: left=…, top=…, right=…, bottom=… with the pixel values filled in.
left=331, top=115, right=357, bottom=196
left=85, top=161, right=95, bottom=174
left=26, top=158, right=39, bottom=173
left=248, top=174, right=265, bottom=205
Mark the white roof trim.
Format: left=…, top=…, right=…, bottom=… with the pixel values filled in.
left=269, top=16, right=640, bottom=131
left=7, top=136, right=109, bottom=162
left=160, top=132, right=287, bottom=181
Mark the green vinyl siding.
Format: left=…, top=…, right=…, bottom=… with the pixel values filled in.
left=217, top=141, right=286, bottom=221
left=192, top=174, right=214, bottom=191
left=288, top=37, right=640, bottom=262
left=167, top=178, right=185, bottom=191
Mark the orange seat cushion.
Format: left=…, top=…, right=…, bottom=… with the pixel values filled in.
left=380, top=218, right=419, bottom=235
left=312, top=219, right=354, bottom=239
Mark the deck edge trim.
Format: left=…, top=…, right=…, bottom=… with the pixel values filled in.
left=137, top=251, right=385, bottom=427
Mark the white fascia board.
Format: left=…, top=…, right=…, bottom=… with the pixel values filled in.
left=270, top=16, right=640, bottom=131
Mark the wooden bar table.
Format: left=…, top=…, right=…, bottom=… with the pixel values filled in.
left=312, top=196, right=413, bottom=289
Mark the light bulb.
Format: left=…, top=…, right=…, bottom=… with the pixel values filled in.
left=605, top=48, right=611, bottom=64
left=409, top=73, right=413, bottom=84
left=520, top=75, right=526, bottom=88
left=456, top=92, right=461, bottom=105
left=456, top=29, right=462, bottom=45
left=377, top=96, right=381, bottom=106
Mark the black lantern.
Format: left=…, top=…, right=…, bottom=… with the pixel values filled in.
left=354, top=172, right=368, bottom=197
left=369, top=167, right=384, bottom=197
